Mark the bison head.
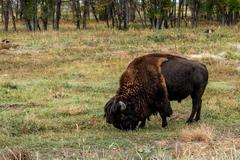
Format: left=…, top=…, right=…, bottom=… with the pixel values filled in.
left=104, top=97, right=144, bottom=131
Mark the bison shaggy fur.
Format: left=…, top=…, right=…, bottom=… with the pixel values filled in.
left=104, top=53, right=208, bottom=131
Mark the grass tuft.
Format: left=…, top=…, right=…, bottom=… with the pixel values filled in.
left=56, top=105, right=88, bottom=115
left=1, top=82, right=18, bottom=90
left=1, top=148, right=32, bottom=160
left=179, top=124, right=215, bottom=142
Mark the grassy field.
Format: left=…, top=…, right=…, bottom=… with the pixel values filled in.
left=0, top=23, right=240, bottom=159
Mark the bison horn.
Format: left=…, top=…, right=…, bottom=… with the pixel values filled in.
left=119, top=101, right=126, bottom=111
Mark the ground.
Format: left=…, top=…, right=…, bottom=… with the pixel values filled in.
left=0, top=23, right=240, bottom=159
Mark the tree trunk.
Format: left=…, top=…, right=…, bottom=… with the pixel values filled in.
left=185, top=0, right=188, bottom=18
left=1, top=0, right=3, bottom=22
left=42, top=19, right=48, bottom=30
left=3, top=0, right=10, bottom=31
left=90, top=0, right=99, bottom=22
left=40, top=0, right=48, bottom=30
left=177, top=0, right=183, bottom=27
left=128, top=2, right=135, bottom=22
left=106, top=6, right=109, bottom=27
left=33, top=0, right=38, bottom=31
left=26, top=19, right=32, bottom=31
left=83, top=0, right=89, bottom=29
left=54, top=0, right=61, bottom=30
left=73, top=0, right=81, bottom=29
left=76, top=0, right=81, bottom=29
left=182, top=0, right=185, bottom=19
left=20, top=0, right=23, bottom=20
left=134, top=2, right=146, bottom=28
left=142, top=0, right=147, bottom=27
left=9, top=0, right=17, bottom=31
left=191, top=0, right=200, bottom=28
left=191, top=0, right=196, bottom=27
left=16, top=0, right=19, bottom=20
left=123, top=0, right=128, bottom=29
left=173, top=0, right=176, bottom=27
left=110, top=2, right=115, bottom=28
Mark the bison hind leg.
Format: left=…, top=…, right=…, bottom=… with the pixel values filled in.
left=194, top=99, right=202, bottom=121
left=187, top=97, right=200, bottom=123
left=187, top=85, right=206, bottom=123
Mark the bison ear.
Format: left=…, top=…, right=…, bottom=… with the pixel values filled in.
left=119, top=101, right=126, bottom=111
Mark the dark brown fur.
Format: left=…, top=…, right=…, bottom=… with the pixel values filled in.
left=104, top=53, right=208, bottom=130
left=117, top=55, right=170, bottom=118
left=104, top=54, right=172, bottom=130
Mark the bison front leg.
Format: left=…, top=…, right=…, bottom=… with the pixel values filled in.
left=161, top=100, right=172, bottom=128
left=156, top=74, right=172, bottom=128
left=159, top=112, right=168, bottom=128
left=158, top=74, right=173, bottom=117
left=137, top=119, right=146, bottom=129
left=156, top=98, right=172, bottom=128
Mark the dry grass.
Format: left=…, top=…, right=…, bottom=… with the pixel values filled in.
left=163, top=125, right=240, bottom=160
left=172, top=135, right=240, bottom=160
left=172, top=142, right=240, bottom=160
left=152, top=125, right=240, bottom=159
left=179, top=124, right=215, bottom=142
left=49, top=89, right=67, bottom=99
left=0, top=148, right=32, bottom=160
left=56, top=105, right=88, bottom=115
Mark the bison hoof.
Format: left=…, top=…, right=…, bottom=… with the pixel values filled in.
left=194, top=118, right=200, bottom=122
left=162, top=125, right=168, bottom=129
left=186, top=119, right=193, bottom=124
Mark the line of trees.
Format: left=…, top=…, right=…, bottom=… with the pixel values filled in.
left=1, top=0, right=240, bottom=31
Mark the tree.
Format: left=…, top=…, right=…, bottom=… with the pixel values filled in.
left=83, top=0, right=89, bottom=29
left=9, top=0, right=17, bottom=31
left=191, top=0, right=200, bottom=27
left=178, top=0, right=183, bottom=27
left=21, top=0, right=34, bottom=31
left=33, top=0, right=40, bottom=31
left=40, top=0, right=50, bottom=30
left=1, top=0, right=240, bottom=31
left=3, top=0, right=10, bottom=31
left=53, top=0, right=61, bottom=30
left=72, top=0, right=81, bottom=29
left=90, top=0, right=99, bottom=22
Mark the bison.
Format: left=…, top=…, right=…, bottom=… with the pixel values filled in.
left=104, top=54, right=208, bottom=130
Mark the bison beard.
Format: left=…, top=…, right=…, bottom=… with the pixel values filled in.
left=104, top=53, right=208, bottom=131
left=104, top=97, right=144, bottom=130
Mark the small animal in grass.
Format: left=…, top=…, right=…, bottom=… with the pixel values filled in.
left=0, top=39, right=19, bottom=50
left=204, top=29, right=215, bottom=34
left=104, top=53, right=208, bottom=131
